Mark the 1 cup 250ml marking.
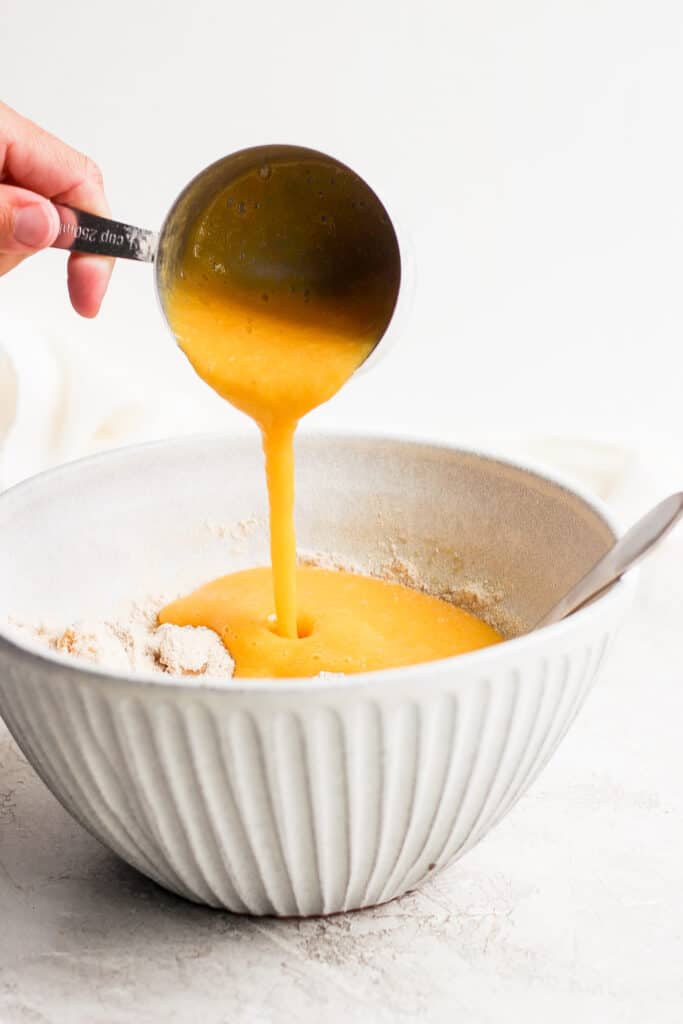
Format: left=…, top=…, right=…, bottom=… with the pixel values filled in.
left=58, top=221, right=125, bottom=247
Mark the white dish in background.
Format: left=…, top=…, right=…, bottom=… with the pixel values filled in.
left=0, top=434, right=633, bottom=915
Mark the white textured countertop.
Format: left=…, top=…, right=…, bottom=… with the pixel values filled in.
left=1, top=448, right=682, bottom=1023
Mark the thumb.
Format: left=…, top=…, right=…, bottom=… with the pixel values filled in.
left=0, top=184, right=60, bottom=256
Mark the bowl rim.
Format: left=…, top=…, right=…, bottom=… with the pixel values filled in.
left=0, top=430, right=636, bottom=694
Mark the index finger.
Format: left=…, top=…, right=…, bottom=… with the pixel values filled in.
left=1, top=101, right=107, bottom=211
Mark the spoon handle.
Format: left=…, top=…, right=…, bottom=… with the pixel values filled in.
left=534, top=492, right=683, bottom=629
left=50, top=203, right=158, bottom=262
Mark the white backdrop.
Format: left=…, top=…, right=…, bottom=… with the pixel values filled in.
left=1, top=0, right=682, bottom=464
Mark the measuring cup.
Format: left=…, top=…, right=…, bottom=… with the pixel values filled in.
left=51, top=144, right=402, bottom=358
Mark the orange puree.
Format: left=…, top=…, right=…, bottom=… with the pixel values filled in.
left=161, top=161, right=502, bottom=676
left=165, top=282, right=372, bottom=638
left=159, top=566, right=501, bottom=678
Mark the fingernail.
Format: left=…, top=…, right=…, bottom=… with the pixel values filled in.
left=14, top=204, right=56, bottom=248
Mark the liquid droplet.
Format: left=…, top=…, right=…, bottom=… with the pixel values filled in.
left=259, top=164, right=271, bottom=180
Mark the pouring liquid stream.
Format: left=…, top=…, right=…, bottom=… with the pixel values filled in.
left=165, top=246, right=376, bottom=639
left=164, top=159, right=379, bottom=638
left=160, top=155, right=501, bottom=675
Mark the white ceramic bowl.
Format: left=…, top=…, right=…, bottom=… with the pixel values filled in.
left=0, top=434, right=633, bottom=916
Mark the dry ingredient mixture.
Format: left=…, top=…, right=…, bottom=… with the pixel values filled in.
left=9, top=598, right=235, bottom=679
left=9, top=552, right=512, bottom=682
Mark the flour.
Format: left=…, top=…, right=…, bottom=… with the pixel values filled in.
left=154, top=623, right=234, bottom=677
left=10, top=596, right=235, bottom=680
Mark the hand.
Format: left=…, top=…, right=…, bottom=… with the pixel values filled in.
left=0, top=101, right=112, bottom=317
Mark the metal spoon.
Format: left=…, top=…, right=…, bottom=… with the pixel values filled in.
left=50, top=144, right=402, bottom=356
left=534, top=492, right=683, bottom=629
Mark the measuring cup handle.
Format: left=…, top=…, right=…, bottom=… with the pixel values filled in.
left=50, top=203, right=158, bottom=262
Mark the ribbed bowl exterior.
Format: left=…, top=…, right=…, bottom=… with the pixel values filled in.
left=0, top=606, right=623, bottom=916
